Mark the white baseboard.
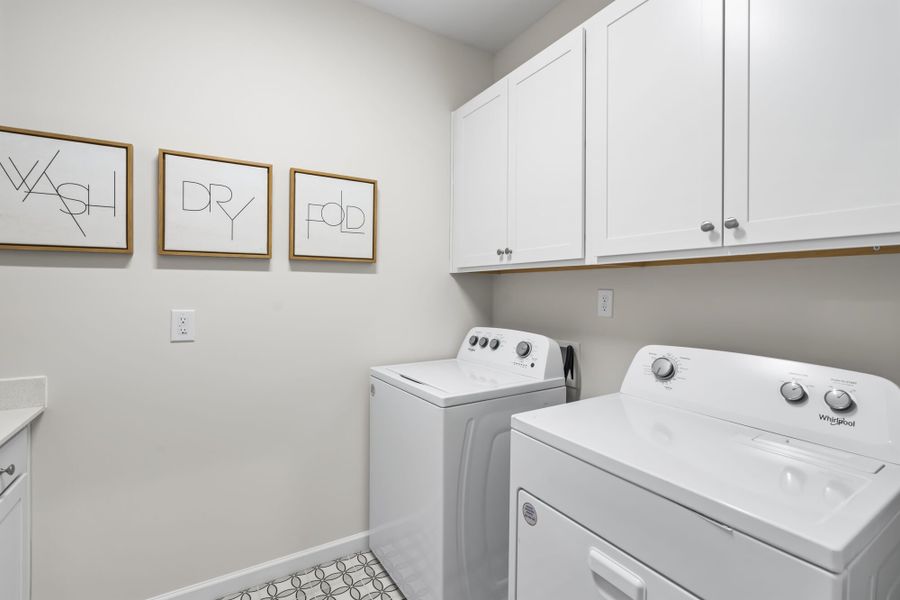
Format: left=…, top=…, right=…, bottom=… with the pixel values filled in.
left=147, top=531, right=370, bottom=600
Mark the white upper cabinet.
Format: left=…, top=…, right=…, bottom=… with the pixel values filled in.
left=452, top=79, right=509, bottom=269
left=507, top=29, right=585, bottom=265
left=452, top=30, right=585, bottom=271
left=453, top=0, right=900, bottom=271
left=724, top=0, right=900, bottom=246
left=586, top=0, right=724, bottom=257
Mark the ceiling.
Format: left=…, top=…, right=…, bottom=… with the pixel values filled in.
left=354, top=0, right=565, bottom=52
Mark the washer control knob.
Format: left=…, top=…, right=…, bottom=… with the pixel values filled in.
left=478, top=337, right=489, bottom=348
left=780, top=381, right=807, bottom=403
left=489, top=339, right=500, bottom=350
left=516, top=341, right=532, bottom=358
left=651, top=357, right=676, bottom=381
left=468, top=335, right=479, bottom=347
left=824, top=389, right=855, bottom=412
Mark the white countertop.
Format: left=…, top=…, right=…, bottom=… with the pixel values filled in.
left=0, top=376, right=47, bottom=446
left=0, top=406, right=43, bottom=446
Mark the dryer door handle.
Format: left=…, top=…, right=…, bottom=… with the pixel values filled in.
left=588, top=547, right=647, bottom=600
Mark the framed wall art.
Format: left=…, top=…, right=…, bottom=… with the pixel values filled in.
left=158, top=149, right=272, bottom=258
left=289, top=168, right=377, bottom=262
left=0, top=125, right=133, bottom=253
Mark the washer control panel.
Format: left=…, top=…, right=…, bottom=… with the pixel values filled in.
left=621, top=345, right=900, bottom=465
left=824, top=389, right=855, bottom=412
left=651, top=357, right=677, bottom=381
left=458, top=327, right=563, bottom=380
left=780, top=381, right=807, bottom=403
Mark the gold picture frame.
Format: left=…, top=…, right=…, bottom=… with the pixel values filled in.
left=289, top=168, right=377, bottom=263
left=0, top=125, right=133, bottom=253
left=158, top=149, right=273, bottom=258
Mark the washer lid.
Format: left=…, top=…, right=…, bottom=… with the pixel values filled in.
left=371, top=359, right=564, bottom=407
left=512, top=393, right=900, bottom=573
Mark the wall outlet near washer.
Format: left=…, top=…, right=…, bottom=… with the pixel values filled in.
left=597, top=289, right=614, bottom=318
left=170, top=309, right=196, bottom=342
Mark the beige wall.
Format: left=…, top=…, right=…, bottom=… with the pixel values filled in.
left=494, top=256, right=900, bottom=398
left=493, top=0, right=613, bottom=79
left=0, top=1, right=493, bottom=598
left=492, top=0, right=900, bottom=396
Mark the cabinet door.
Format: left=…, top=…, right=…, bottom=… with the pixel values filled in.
left=586, top=0, right=723, bottom=257
left=452, top=80, right=509, bottom=269
left=724, top=0, right=900, bottom=246
left=508, top=29, right=585, bottom=265
left=0, top=475, right=27, bottom=600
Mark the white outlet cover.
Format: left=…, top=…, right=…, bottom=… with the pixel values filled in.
left=597, top=289, right=614, bottom=318
left=170, top=309, right=196, bottom=342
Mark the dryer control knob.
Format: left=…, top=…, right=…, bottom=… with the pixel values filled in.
left=479, top=337, right=489, bottom=348
left=516, top=341, right=532, bottom=358
left=651, top=357, right=676, bottom=381
left=780, top=381, right=807, bottom=403
left=468, top=335, right=479, bottom=347
left=824, top=389, right=855, bottom=412
left=489, top=339, right=500, bottom=350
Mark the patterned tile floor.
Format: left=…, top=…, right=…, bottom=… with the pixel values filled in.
left=220, top=551, right=404, bottom=600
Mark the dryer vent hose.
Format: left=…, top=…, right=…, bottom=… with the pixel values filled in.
left=564, top=345, right=575, bottom=382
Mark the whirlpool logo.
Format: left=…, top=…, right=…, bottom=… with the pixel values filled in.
left=819, top=414, right=856, bottom=427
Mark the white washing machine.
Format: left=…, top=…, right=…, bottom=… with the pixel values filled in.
left=509, top=345, right=900, bottom=600
left=370, top=327, right=565, bottom=600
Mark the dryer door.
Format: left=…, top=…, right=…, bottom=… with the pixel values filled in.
left=514, top=491, right=700, bottom=600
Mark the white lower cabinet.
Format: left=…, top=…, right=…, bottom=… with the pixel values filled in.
left=0, top=475, right=28, bottom=600
left=0, top=428, right=29, bottom=600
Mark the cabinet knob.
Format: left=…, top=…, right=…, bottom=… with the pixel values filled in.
left=724, top=217, right=740, bottom=229
left=496, top=249, right=504, bottom=256
left=504, top=248, right=512, bottom=255
left=700, top=221, right=715, bottom=232
left=0, top=464, right=14, bottom=476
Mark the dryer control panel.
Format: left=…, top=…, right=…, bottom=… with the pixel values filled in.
left=458, top=327, right=563, bottom=381
left=621, top=345, right=900, bottom=465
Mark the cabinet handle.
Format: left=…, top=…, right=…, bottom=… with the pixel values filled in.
left=700, top=221, right=715, bottom=232
left=0, top=464, right=14, bottom=477
left=504, top=248, right=512, bottom=255
left=724, top=217, right=740, bottom=229
left=496, top=249, right=504, bottom=256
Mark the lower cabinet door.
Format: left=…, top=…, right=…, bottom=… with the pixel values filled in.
left=514, top=491, right=699, bottom=600
left=0, top=474, right=27, bottom=600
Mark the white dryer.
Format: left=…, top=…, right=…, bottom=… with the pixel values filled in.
left=370, top=327, right=565, bottom=600
left=509, top=345, right=900, bottom=600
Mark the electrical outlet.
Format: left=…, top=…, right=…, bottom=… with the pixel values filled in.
left=170, top=309, right=195, bottom=342
left=597, top=289, right=614, bottom=318
left=556, top=339, right=581, bottom=389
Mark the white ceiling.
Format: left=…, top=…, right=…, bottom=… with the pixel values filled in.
left=354, top=0, right=565, bottom=52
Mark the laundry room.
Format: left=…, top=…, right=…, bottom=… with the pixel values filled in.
left=1, top=1, right=899, bottom=600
